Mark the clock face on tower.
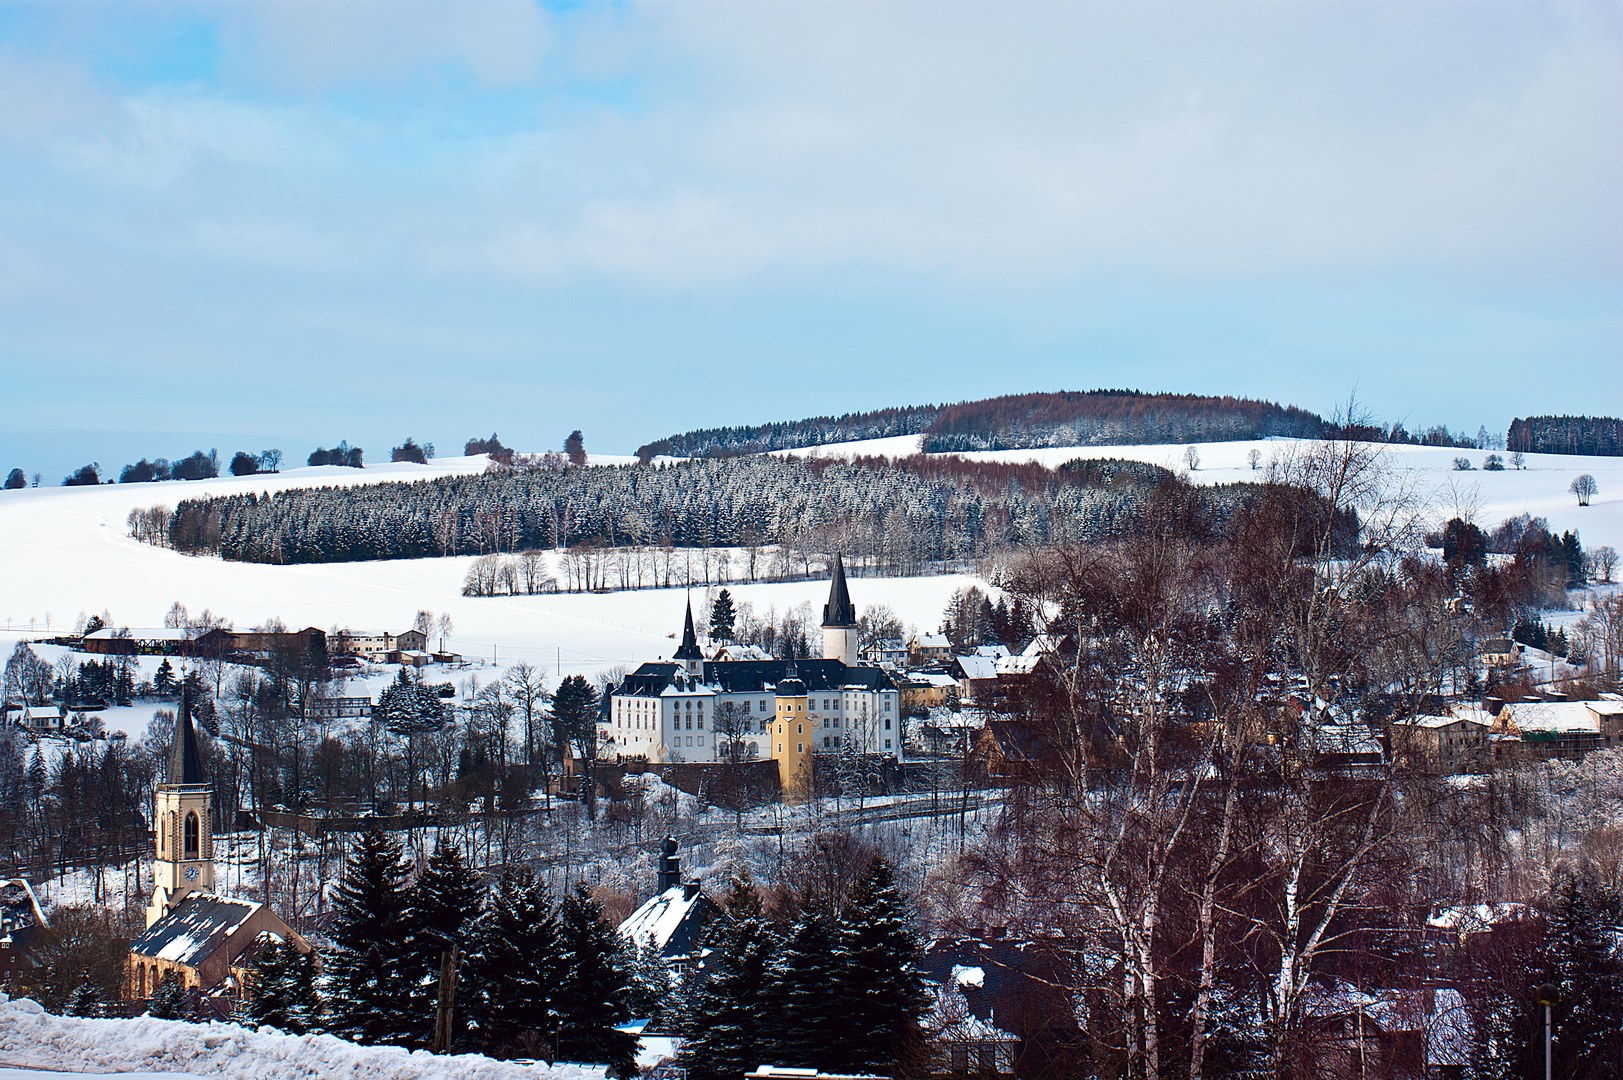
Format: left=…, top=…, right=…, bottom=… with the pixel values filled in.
left=184, top=866, right=199, bottom=882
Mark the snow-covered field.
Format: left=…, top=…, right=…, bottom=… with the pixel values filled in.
left=0, top=994, right=601, bottom=1079
left=1, top=438, right=1617, bottom=732
left=777, top=434, right=1623, bottom=555
left=0, top=454, right=982, bottom=719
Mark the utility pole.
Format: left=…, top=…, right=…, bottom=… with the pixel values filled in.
left=433, top=941, right=461, bottom=1054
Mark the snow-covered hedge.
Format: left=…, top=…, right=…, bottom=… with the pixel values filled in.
left=0, top=994, right=603, bottom=1080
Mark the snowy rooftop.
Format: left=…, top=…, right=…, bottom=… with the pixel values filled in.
left=129, top=893, right=261, bottom=967
left=955, top=656, right=998, bottom=680
left=1393, top=714, right=1487, bottom=730
left=84, top=626, right=190, bottom=641
left=616, top=885, right=715, bottom=958
left=1501, top=702, right=1605, bottom=734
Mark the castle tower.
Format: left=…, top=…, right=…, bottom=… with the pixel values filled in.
left=771, top=660, right=813, bottom=805
left=673, top=599, right=704, bottom=675
left=821, top=553, right=860, bottom=665
left=147, top=685, right=215, bottom=927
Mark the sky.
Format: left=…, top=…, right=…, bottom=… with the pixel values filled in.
left=0, top=1, right=1619, bottom=481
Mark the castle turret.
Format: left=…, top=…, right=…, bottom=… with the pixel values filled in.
left=674, top=599, right=703, bottom=675
left=821, top=554, right=860, bottom=665
left=771, top=659, right=813, bottom=805
left=147, top=683, right=215, bottom=926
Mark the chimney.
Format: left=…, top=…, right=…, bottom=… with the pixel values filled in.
left=657, top=837, right=680, bottom=894
left=684, top=881, right=700, bottom=902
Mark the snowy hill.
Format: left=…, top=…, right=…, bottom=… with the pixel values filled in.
left=0, top=993, right=601, bottom=1079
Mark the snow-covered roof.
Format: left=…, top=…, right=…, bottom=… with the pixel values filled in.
left=955, top=656, right=998, bottom=680
left=85, top=626, right=189, bottom=641
left=969, top=645, right=1011, bottom=659
left=915, top=634, right=950, bottom=649
left=1426, top=902, right=1529, bottom=932
left=1502, top=702, right=1603, bottom=734
left=909, top=672, right=960, bottom=688
left=129, top=893, right=262, bottom=967
left=1393, top=714, right=1486, bottom=730
left=996, top=655, right=1042, bottom=676
left=617, top=885, right=716, bottom=958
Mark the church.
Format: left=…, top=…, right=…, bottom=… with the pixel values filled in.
left=603, top=555, right=902, bottom=798
left=126, top=687, right=311, bottom=1005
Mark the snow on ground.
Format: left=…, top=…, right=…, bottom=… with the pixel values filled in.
left=776, top=435, right=1623, bottom=554
left=0, top=454, right=982, bottom=689
left=2, top=438, right=1616, bottom=700
left=0, top=994, right=603, bottom=1079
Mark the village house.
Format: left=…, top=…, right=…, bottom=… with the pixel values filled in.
left=909, top=633, right=953, bottom=668
left=1387, top=714, right=1491, bottom=774
left=1478, top=636, right=1522, bottom=671
left=330, top=627, right=426, bottom=662
left=1490, top=699, right=1623, bottom=761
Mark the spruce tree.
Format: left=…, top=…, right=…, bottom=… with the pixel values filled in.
left=1543, top=881, right=1623, bottom=1075
left=625, top=936, right=676, bottom=1027
left=148, top=972, right=186, bottom=1020
left=555, top=883, right=639, bottom=1078
left=401, top=841, right=486, bottom=1050
left=681, top=875, right=778, bottom=1080
left=462, top=867, right=562, bottom=1058
left=323, top=830, right=415, bottom=1046
left=829, top=857, right=929, bottom=1078
left=764, top=913, right=841, bottom=1069
left=67, top=971, right=101, bottom=1018
left=247, top=937, right=320, bottom=1033
left=709, top=590, right=737, bottom=642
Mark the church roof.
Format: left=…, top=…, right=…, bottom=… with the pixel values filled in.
left=618, top=885, right=717, bottom=960
left=822, top=554, right=857, bottom=628
left=673, top=601, right=703, bottom=661
left=130, top=893, right=262, bottom=968
left=776, top=658, right=807, bottom=697
left=167, top=685, right=208, bottom=787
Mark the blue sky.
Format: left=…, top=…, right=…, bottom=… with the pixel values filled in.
left=0, top=1, right=1618, bottom=480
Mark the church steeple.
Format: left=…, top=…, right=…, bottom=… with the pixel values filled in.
left=168, top=683, right=208, bottom=787
left=822, top=553, right=857, bottom=628
left=821, top=554, right=860, bottom=665
left=148, top=677, right=215, bottom=927
left=673, top=598, right=703, bottom=673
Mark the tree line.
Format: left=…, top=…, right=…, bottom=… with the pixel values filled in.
left=1508, top=414, right=1623, bottom=457
left=152, top=453, right=1349, bottom=568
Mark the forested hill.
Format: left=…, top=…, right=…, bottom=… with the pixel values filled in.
left=159, top=455, right=1319, bottom=568
left=636, top=390, right=1326, bottom=459
left=1508, top=415, right=1623, bottom=457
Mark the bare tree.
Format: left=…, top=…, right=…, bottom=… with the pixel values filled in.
left=1570, top=473, right=1598, bottom=506
left=1248, top=447, right=1262, bottom=471
left=1183, top=445, right=1200, bottom=471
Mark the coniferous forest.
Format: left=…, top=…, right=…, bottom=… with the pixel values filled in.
left=156, top=454, right=1346, bottom=567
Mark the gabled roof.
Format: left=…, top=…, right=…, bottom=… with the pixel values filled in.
left=954, top=656, right=999, bottom=680
left=617, top=885, right=717, bottom=959
left=1501, top=701, right=1603, bottom=735
left=822, top=554, right=857, bottom=628
left=130, top=893, right=262, bottom=967
left=168, top=686, right=207, bottom=786
left=1392, top=714, right=1487, bottom=730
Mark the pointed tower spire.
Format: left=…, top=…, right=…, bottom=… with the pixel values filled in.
left=674, top=598, right=703, bottom=666
left=168, top=680, right=208, bottom=786
left=822, top=553, right=857, bottom=628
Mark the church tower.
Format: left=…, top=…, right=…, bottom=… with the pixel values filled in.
left=771, top=660, right=813, bottom=805
left=821, top=553, right=860, bottom=666
left=673, top=599, right=704, bottom=675
left=147, top=685, right=215, bottom=927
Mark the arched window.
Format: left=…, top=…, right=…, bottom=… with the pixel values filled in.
left=138, top=965, right=146, bottom=997
left=184, top=812, right=199, bottom=858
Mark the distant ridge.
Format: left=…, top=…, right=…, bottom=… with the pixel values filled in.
left=637, top=390, right=1324, bottom=460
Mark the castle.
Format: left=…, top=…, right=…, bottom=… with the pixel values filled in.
left=604, top=555, right=902, bottom=799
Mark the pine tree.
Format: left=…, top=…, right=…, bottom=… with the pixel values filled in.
left=681, top=875, right=778, bottom=1080
left=829, top=857, right=929, bottom=1078
left=555, top=884, right=639, bottom=1078
left=624, top=936, right=676, bottom=1026
left=323, top=830, right=415, bottom=1045
left=401, top=842, right=486, bottom=1050
left=462, top=867, right=562, bottom=1058
left=148, top=971, right=186, bottom=1020
left=155, top=658, right=176, bottom=695
left=1543, top=881, right=1623, bottom=1076
left=764, top=913, right=841, bottom=1069
left=709, top=590, right=737, bottom=643
left=247, top=936, right=320, bottom=1032
left=67, top=971, right=101, bottom=1018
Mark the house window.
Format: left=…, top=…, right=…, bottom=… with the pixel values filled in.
left=798, top=743, right=803, bottom=753
left=184, top=812, right=199, bottom=858
left=885, top=717, right=892, bottom=730
left=885, top=739, right=892, bottom=750
left=798, top=724, right=803, bottom=734
left=697, top=735, right=704, bottom=745
left=824, top=737, right=831, bottom=748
